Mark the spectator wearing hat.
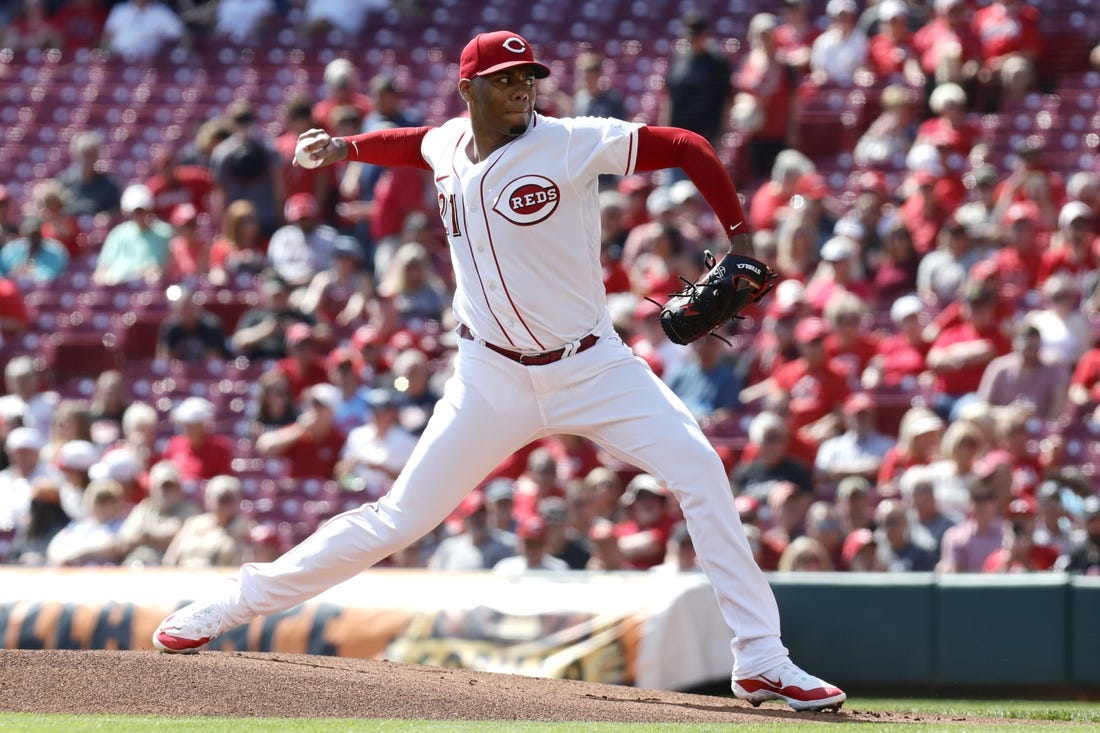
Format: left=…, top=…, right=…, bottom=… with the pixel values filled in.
left=156, top=284, right=229, bottom=364
left=1055, top=496, right=1100, bottom=574
left=841, top=527, right=884, bottom=572
left=0, top=427, right=50, bottom=533
left=163, top=475, right=253, bottom=567
left=9, top=475, right=71, bottom=566
left=874, top=498, right=937, bottom=571
left=299, top=235, right=374, bottom=327
left=160, top=397, right=232, bottom=482
left=337, top=386, right=416, bottom=497
left=231, top=273, right=317, bottom=361
left=276, top=94, right=337, bottom=208
left=953, top=165, right=1003, bottom=246
left=4, top=356, right=57, bottom=434
left=511, top=447, right=567, bottom=526
left=926, top=284, right=1011, bottom=420
left=1033, top=481, right=1073, bottom=555
left=814, top=392, right=895, bottom=486
left=663, top=334, right=742, bottom=425
left=982, top=497, right=1058, bottom=573
left=144, top=145, right=215, bottom=223
left=256, top=383, right=347, bottom=480
left=897, top=163, right=953, bottom=257
left=0, top=214, right=69, bottom=284
left=267, top=192, right=339, bottom=288
left=661, top=12, right=733, bottom=153
left=912, top=0, right=982, bottom=86
left=312, top=58, right=374, bottom=131
left=209, top=199, right=267, bottom=285
left=864, top=294, right=930, bottom=390
left=915, top=84, right=982, bottom=163
left=274, top=323, right=329, bottom=401
left=734, top=13, right=795, bottom=180
left=428, top=490, right=517, bottom=570
left=613, top=474, right=677, bottom=570
left=165, top=203, right=210, bottom=281
left=853, top=83, right=920, bottom=169
left=91, top=444, right=145, bottom=510
left=209, top=100, right=283, bottom=237
left=898, top=464, right=957, bottom=551
left=836, top=475, right=875, bottom=535
left=804, top=236, right=871, bottom=312
left=809, top=0, right=868, bottom=87
left=731, top=411, right=814, bottom=503
left=938, top=474, right=1006, bottom=573
left=877, top=406, right=944, bottom=490
left=978, top=320, right=1069, bottom=421
left=116, top=459, right=201, bottom=566
left=243, top=523, right=283, bottom=564
left=493, top=515, right=571, bottom=574
left=740, top=281, right=807, bottom=388
left=484, top=478, right=517, bottom=534
left=762, top=317, right=851, bottom=447
left=748, top=150, right=816, bottom=235
left=1038, top=202, right=1098, bottom=292
left=57, top=130, right=121, bottom=219
left=988, top=201, right=1046, bottom=301
left=322, top=347, right=370, bottom=434
left=45, top=478, right=126, bottom=567
left=56, top=439, right=99, bottom=521
left=866, top=0, right=921, bottom=83
left=94, top=184, right=172, bottom=286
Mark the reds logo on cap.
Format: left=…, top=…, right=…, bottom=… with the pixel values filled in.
left=494, top=175, right=561, bottom=225
left=459, top=30, right=551, bottom=79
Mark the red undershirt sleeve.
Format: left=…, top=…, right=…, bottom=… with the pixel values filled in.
left=634, top=126, right=749, bottom=239
left=340, top=126, right=435, bottom=170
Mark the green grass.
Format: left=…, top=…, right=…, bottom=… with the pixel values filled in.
left=2, top=699, right=1100, bottom=732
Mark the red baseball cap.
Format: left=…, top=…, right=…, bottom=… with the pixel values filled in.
left=795, top=316, right=828, bottom=343
left=284, top=192, right=319, bottom=223
left=841, top=528, right=876, bottom=564
left=458, top=490, right=487, bottom=518
left=843, top=392, right=876, bottom=416
left=285, top=322, right=313, bottom=347
left=517, top=515, right=548, bottom=540
left=459, top=30, right=550, bottom=80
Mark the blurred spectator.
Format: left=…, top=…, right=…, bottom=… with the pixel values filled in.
left=899, top=463, right=959, bottom=550
left=1033, top=481, right=1073, bottom=555
left=916, top=217, right=986, bottom=305
left=102, top=0, right=184, bottom=60
left=571, top=52, right=627, bottom=119
left=378, top=242, right=448, bottom=328
left=116, top=459, right=201, bottom=566
left=145, top=146, right=214, bottom=222
left=45, top=479, right=125, bottom=566
left=324, top=347, right=370, bottom=434
left=983, top=499, right=1058, bottom=572
left=10, top=476, right=70, bottom=566
left=0, top=215, right=69, bottom=284
left=735, top=13, right=795, bottom=179
left=1039, top=203, right=1097, bottom=297
left=161, top=397, right=232, bottom=482
left=93, top=184, right=172, bottom=285
left=2, top=0, right=61, bottom=52
left=776, top=535, right=833, bottom=571
left=429, top=491, right=516, bottom=570
left=938, top=476, right=1005, bottom=573
left=337, top=387, right=416, bottom=498
left=181, top=115, right=233, bottom=170
left=977, top=320, right=1069, bottom=420
left=156, top=284, right=229, bottom=363
left=805, top=236, right=872, bottom=311
left=928, top=417, right=987, bottom=518
left=764, top=317, right=850, bottom=446
left=41, top=398, right=93, bottom=467
left=989, top=202, right=1045, bottom=300
left=759, top=481, right=812, bottom=569
left=1056, top=496, right=1100, bottom=575
left=209, top=100, right=283, bottom=237
left=0, top=427, right=49, bottom=533
left=485, top=478, right=517, bottom=534
left=583, top=466, right=624, bottom=524
left=0, top=186, right=17, bottom=245
left=803, top=501, right=845, bottom=569
left=912, top=0, right=982, bottom=86
left=539, top=495, right=590, bottom=570
left=162, top=475, right=253, bottom=567
left=649, top=521, right=699, bottom=573
left=915, top=83, right=982, bottom=162
left=269, top=192, right=339, bottom=288
left=231, top=274, right=316, bottom=361
left=731, top=411, right=814, bottom=501
left=853, top=83, right=919, bottom=168
left=90, top=442, right=145, bottom=509
left=213, top=0, right=274, bottom=42
left=749, top=149, right=815, bottom=234
left=823, top=290, right=879, bottom=385
left=1069, top=340, right=1100, bottom=408
left=58, top=131, right=120, bottom=219
left=390, top=348, right=439, bottom=436
left=511, top=447, right=565, bottom=525
left=874, top=498, right=938, bottom=571
left=299, top=236, right=373, bottom=327
left=274, top=323, right=328, bottom=400
left=662, top=12, right=733, bottom=151
left=869, top=221, right=921, bottom=304
left=926, top=284, right=1011, bottom=420
left=842, top=527, right=884, bottom=571
left=954, top=164, right=1003, bottom=246
left=877, top=407, right=944, bottom=490
left=493, top=515, right=569, bottom=574
left=815, top=392, right=895, bottom=485
left=993, top=141, right=1060, bottom=232
left=275, top=94, right=337, bottom=206
left=835, top=475, right=875, bottom=535
left=31, top=179, right=81, bottom=257
left=774, top=0, right=819, bottom=71
left=543, top=435, right=603, bottom=485
left=88, top=370, right=130, bottom=444
left=740, top=282, right=807, bottom=386
left=614, top=474, right=677, bottom=570
left=53, top=0, right=109, bottom=52
left=863, top=294, right=930, bottom=389
left=165, top=204, right=209, bottom=280
left=113, top=402, right=159, bottom=478
left=4, top=356, right=57, bottom=433
left=242, top=523, right=283, bottom=564
left=249, top=369, right=298, bottom=437
left=897, top=168, right=951, bottom=257
left=313, top=58, right=374, bottom=130
left=209, top=199, right=266, bottom=284
left=809, top=0, right=868, bottom=87
left=56, top=439, right=98, bottom=520
left=663, top=335, right=741, bottom=425
left=256, top=383, right=346, bottom=479
left=973, top=0, right=1040, bottom=108
left=866, top=0, right=922, bottom=83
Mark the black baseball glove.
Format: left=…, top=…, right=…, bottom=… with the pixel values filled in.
left=655, top=250, right=779, bottom=346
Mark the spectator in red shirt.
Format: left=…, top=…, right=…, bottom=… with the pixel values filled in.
left=823, top=290, right=879, bottom=389
left=1, top=0, right=61, bottom=51
left=166, top=204, right=209, bottom=282
left=804, top=235, right=873, bottom=312
left=992, top=140, right=1062, bottom=230
left=774, top=0, right=820, bottom=72
left=512, top=447, right=566, bottom=525
left=898, top=169, right=951, bottom=256
left=866, top=0, right=921, bottom=83
left=160, top=397, right=232, bottom=483
left=145, top=146, right=214, bottom=223
left=209, top=199, right=266, bottom=285
left=275, top=95, right=337, bottom=209
left=735, top=13, right=796, bottom=180
left=748, top=149, right=815, bottom=233
left=769, top=316, right=851, bottom=447
left=32, top=179, right=82, bottom=258
left=1038, top=202, right=1098, bottom=291
left=913, top=0, right=982, bottom=86
left=982, top=503, right=1058, bottom=573
left=53, top=0, right=109, bottom=51
left=870, top=221, right=921, bottom=306
left=1068, top=343, right=1100, bottom=408
left=543, top=434, right=604, bottom=484
left=990, top=201, right=1045, bottom=300
left=276, top=323, right=330, bottom=401
left=915, top=83, right=983, bottom=163
left=741, top=281, right=808, bottom=386
left=926, top=285, right=1012, bottom=420
left=973, top=0, right=1041, bottom=106
left=255, top=383, right=346, bottom=479
left=613, top=473, right=678, bottom=570
left=0, top=274, right=30, bottom=338
left=865, top=294, right=931, bottom=389
left=312, top=58, right=373, bottom=133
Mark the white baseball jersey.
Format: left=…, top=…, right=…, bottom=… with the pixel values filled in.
left=421, top=114, right=641, bottom=351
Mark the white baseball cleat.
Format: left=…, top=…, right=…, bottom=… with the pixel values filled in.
left=732, top=658, right=847, bottom=712
left=152, top=599, right=232, bottom=654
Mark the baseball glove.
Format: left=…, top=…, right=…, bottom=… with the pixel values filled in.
left=654, top=250, right=778, bottom=346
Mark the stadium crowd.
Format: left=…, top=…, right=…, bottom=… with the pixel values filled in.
left=0, top=1, right=1099, bottom=578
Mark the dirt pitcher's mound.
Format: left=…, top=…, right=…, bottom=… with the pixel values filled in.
left=0, top=650, right=962, bottom=724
